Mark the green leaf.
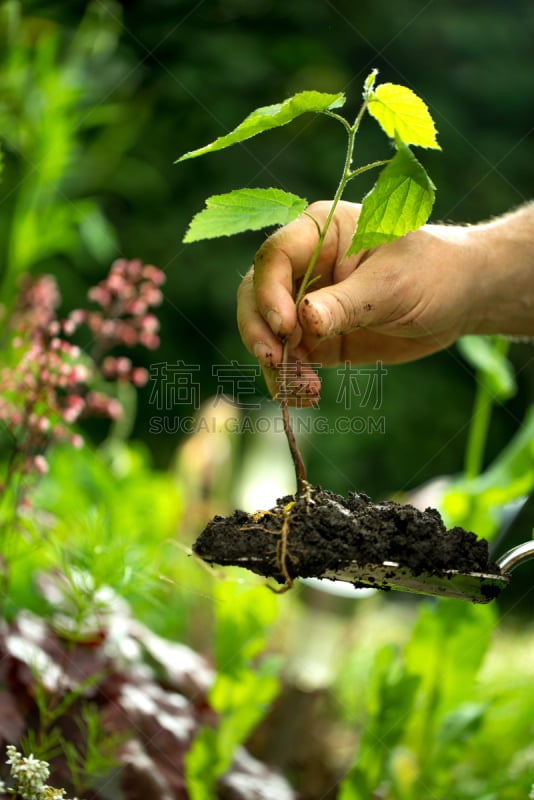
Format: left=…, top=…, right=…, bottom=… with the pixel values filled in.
left=176, top=90, right=345, bottom=161
left=456, top=336, right=516, bottom=401
left=404, top=602, right=495, bottom=717
left=339, top=644, right=420, bottom=799
left=348, top=144, right=435, bottom=253
left=212, top=579, right=278, bottom=674
left=442, top=403, right=534, bottom=535
left=183, top=187, right=307, bottom=242
left=76, top=201, right=118, bottom=262
left=184, top=580, right=280, bottom=799
left=368, top=83, right=440, bottom=149
left=363, top=69, right=378, bottom=98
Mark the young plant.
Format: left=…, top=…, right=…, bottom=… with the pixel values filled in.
left=178, top=71, right=440, bottom=496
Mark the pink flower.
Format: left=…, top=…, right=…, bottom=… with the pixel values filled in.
left=140, top=314, right=159, bottom=334
left=62, top=395, right=85, bottom=423
left=142, top=265, right=166, bottom=286
left=33, top=455, right=49, bottom=475
left=130, top=367, right=149, bottom=387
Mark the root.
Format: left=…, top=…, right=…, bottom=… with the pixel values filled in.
left=239, top=499, right=300, bottom=592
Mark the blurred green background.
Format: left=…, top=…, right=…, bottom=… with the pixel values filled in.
left=1, top=0, right=533, bottom=498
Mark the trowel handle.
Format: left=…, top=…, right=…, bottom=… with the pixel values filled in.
left=497, top=540, right=534, bottom=574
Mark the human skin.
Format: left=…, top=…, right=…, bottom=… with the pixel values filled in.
left=237, top=200, right=534, bottom=405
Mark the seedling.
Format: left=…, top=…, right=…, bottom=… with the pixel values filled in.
left=179, top=72, right=488, bottom=592
left=178, top=70, right=439, bottom=497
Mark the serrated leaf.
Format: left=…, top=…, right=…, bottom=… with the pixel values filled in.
left=176, top=90, right=345, bottom=161
left=348, top=145, right=435, bottom=253
left=183, top=187, right=307, bottom=242
left=368, top=83, right=440, bottom=149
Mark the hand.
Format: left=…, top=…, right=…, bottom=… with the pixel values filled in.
left=237, top=200, right=489, bottom=405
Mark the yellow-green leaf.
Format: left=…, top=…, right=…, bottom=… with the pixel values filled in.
left=348, top=145, right=435, bottom=253
left=368, top=83, right=440, bottom=149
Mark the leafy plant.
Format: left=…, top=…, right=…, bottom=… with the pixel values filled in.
left=338, top=600, right=498, bottom=800
left=185, top=579, right=280, bottom=800
left=0, top=0, right=144, bottom=306
left=178, top=71, right=440, bottom=495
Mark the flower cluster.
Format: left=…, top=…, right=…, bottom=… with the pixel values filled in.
left=4, top=746, right=80, bottom=800
left=0, top=258, right=165, bottom=494
left=74, top=258, right=165, bottom=384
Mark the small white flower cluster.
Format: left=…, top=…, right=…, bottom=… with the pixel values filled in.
left=530, top=785, right=534, bottom=800
left=4, top=746, right=81, bottom=800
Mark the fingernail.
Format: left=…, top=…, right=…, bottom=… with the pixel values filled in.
left=308, top=300, right=334, bottom=336
left=266, top=309, right=282, bottom=336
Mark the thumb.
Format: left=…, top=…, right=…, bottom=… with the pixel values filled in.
left=298, top=266, right=384, bottom=337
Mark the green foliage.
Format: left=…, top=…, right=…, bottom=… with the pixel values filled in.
left=339, top=600, right=498, bottom=800
left=438, top=335, right=533, bottom=537
left=185, top=580, right=280, bottom=800
left=366, top=82, right=440, bottom=149
left=339, top=644, right=420, bottom=799
left=60, top=704, right=128, bottom=796
left=348, top=143, right=435, bottom=252
left=2, top=441, right=185, bottom=635
left=0, top=0, right=138, bottom=304
left=457, top=336, right=516, bottom=402
left=184, top=188, right=307, bottom=242
left=177, top=90, right=345, bottom=161
left=178, top=72, right=438, bottom=263
left=443, top=403, right=534, bottom=536
left=456, top=336, right=516, bottom=482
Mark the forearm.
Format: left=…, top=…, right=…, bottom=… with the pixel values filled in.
left=465, top=202, right=534, bottom=337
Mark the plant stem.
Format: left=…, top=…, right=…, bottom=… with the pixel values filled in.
left=347, top=159, right=390, bottom=182
left=464, top=339, right=510, bottom=479
left=464, top=381, right=493, bottom=480
left=282, top=96, right=375, bottom=496
left=280, top=342, right=308, bottom=495
left=294, top=121, right=357, bottom=307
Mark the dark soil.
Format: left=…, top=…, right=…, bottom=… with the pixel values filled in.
left=193, top=486, right=499, bottom=587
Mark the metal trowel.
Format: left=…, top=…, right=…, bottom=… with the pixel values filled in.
left=316, top=539, right=534, bottom=603
left=318, top=493, right=534, bottom=603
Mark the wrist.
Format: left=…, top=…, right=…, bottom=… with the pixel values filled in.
left=462, top=203, right=534, bottom=337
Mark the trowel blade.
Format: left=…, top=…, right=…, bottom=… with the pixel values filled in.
left=320, top=560, right=510, bottom=603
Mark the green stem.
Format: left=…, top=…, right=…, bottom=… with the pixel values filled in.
left=295, top=95, right=372, bottom=305
left=294, top=127, right=355, bottom=307
left=464, top=339, right=510, bottom=479
left=283, top=98, right=372, bottom=495
left=464, top=380, right=494, bottom=480
left=347, top=158, right=390, bottom=182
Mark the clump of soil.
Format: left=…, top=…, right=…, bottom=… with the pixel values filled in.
left=193, top=486, right=499, bottom=587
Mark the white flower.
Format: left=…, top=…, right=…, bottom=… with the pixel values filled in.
left=4, top=747, right=82, bottom=800
left=6, top=746, right=50, bottom=799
